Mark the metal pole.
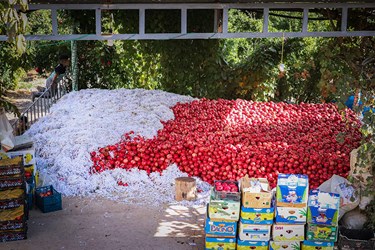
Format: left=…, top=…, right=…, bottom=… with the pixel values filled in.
left=71, top=40, right=78, bottom=91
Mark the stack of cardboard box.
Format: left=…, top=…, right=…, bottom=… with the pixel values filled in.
left=302, top=189, right=340, bottom=250
left=237, top=177, right=273, bottom=249
left=205, top=180, right=241, bottom=250
left=0, top=157, right=28, bottom=242
left=271, top=174, right=309, bottom=250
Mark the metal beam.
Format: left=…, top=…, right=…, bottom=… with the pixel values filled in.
left=181, top=8, right=187, bottom=34
left=1, top=31, right=374, bottom=41
left=302, top=8, right=309, bottom=33
left=263, top=8, right=269, bottom=33
left=95, top=8, right=101, bottom=35
left=222, top=8, right=228, bottom=33
left=139, top=8, right=145, bottom=35
left=51, top=9, right=58, bottom=35
left=27, top=3, right=375, bottom=10
left=341, top=7, right=348, bottom=32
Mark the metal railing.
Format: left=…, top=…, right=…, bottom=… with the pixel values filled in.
left=12, top=76, right=71, bottom=135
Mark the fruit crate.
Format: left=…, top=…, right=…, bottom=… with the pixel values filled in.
left=0, top=216, right=27, bottom=231
left=35, top=185, right=62, bottom=213
left=338, top=228, right=375, bottom=250
left=0, top=197, right=25, bottom=210
left=213, top=180, right=240, bottom=201
left=0, top=176, right=25, bottom=190
left=0, top=227, right=27, bottom=242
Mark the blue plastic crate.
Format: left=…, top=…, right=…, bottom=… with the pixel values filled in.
left=35, top=185, right=62, bottom=213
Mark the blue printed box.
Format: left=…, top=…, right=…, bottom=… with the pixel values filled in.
left=301, top=241, right=334, bottom=250
left=275, top=206, right=307, bottom=224
left=205, top=217, right=237, bottom=238
left=307, top=189, right=340, bottom=226
left=240, top=206, right=274, bottom=225
left=237, top=240, right=268, bottom=250
left=276, top=174, right=309, bottom=207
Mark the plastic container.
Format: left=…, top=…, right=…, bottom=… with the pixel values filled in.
left=0, top=197, right=25, bottom=210
left=338, top=228, right=375, bottom=250
left=35, top=185, right=62, bottom=213
left=0, top=228, right=27, bottom=242
left=0, top=216, right=27, bottom=231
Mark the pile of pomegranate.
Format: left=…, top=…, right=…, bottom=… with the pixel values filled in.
left=90, top=99, right=361, bottom=189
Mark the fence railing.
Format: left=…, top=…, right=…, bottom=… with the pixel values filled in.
left=12, top=76, right=71, bottom=135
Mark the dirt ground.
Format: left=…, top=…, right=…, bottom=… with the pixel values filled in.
left=2, top=197, right=206, bottom=250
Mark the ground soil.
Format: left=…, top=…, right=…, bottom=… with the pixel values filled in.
left=2, top=197, right=206, bottom=250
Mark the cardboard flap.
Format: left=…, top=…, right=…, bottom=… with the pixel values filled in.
left=241, top=175, right=271, bottom=193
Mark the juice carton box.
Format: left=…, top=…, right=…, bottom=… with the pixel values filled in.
left=276, top=174, right=309, bottom=207
left=237, top=240, right=268, bottom=250
left=272, top=224, right=305, bottom=241
left=307, top=189, right=340, bottom=226
left=241, top=176, right=273, bottom=208
left=275, top=206, right=307, bottom=224
left=301, top=241, right=334, bottom=250
left=306, top=224, right=338, bottom=242
left=209, top=189, right=240, bottom=222
left=205, top=216, right=237, bottom=238
left=240, top=205, right=274, bottom=225
left=205, top=237, right=236, bottom=250
left=269, top=241, right=301, bottom=250
left=238, top=219, right=271, bottom=241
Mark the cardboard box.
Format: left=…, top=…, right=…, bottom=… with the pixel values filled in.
left=238, top=220, right=271, bottom=241
left=301, top=241, right=334, bottom=250
left=307, top=189, right=340, bottom=226
left=306, top=224, right=338, bottom=242
left=240, top=206, right=274, bottom=225
left=276, top=174, right=309, bottom=207
left=237, top=240, right=268, bottom=250
left=209, top=189, right=240, bottom=222
left=269, top=241, right=301, bottom=250
left=275, top=206, right=307, bottom=224
left=205, top=217, right=237, bottom=238
left=205, top=237, right=236, bottom=250
left=272, top=224, right=305, bottom=241
left=241, top=176, right=273, bottom=208
left=0, top=147, right=35, bottom=166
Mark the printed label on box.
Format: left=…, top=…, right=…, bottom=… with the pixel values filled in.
left=307, top=190, right=340, bottom=226
left=1, top=148, right=35, bottom=166
left=209, top=196, right=240, bottom=222
left=205, top=237, right=236, bottom=250
left=241, top=206, right=274, bottom=225
left=238, top=220, right=271, bottom=241
left=272, top=224, right=305, bottom=241
left=237, top=240, right=268, bottom=250
left=269, top=241, right=301, bottom=250
left=205, top=217, right=237, bottom=238
left=301, top=241, right=334, bottom=250
left=275, top=206, right=307, bottom=224
left=276, top=174, right=309, bottom=207
left=306, top=224, right=338, bottom=242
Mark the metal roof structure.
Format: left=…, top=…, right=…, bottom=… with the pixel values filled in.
left=2, top=0, right=374, bottom=41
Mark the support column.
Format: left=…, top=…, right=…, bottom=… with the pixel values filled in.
left=71, top=40, right=78, bottom=91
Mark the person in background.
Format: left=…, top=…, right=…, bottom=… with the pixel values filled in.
left=32, top=54, right=70, bottom=101
left=15, top=115, right=28, bottom=136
